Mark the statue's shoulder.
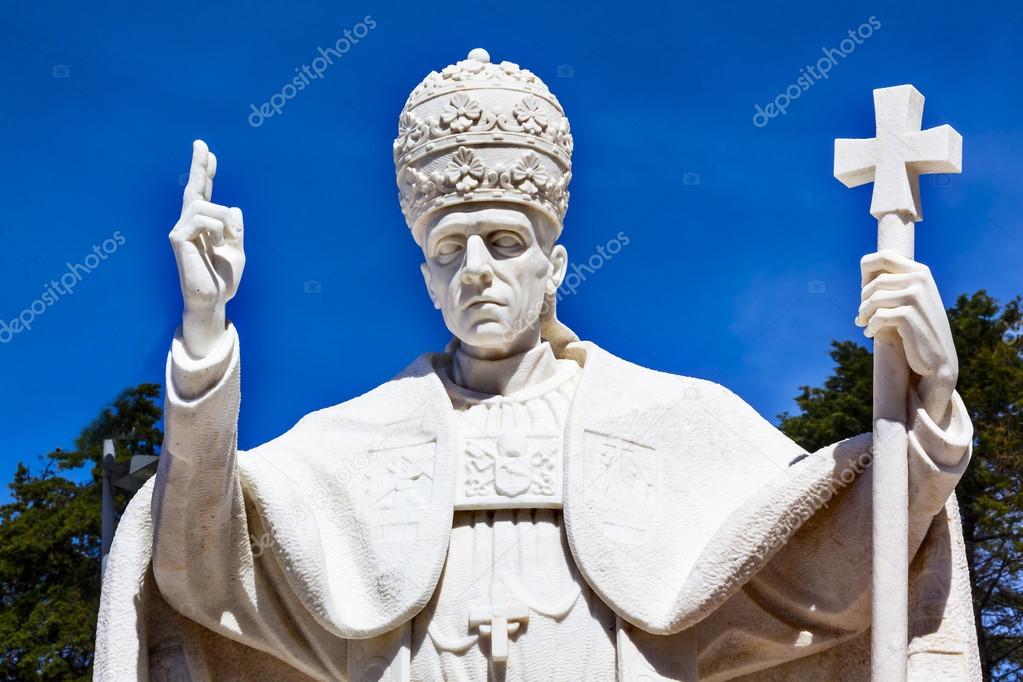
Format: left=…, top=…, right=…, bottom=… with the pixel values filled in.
left=304, top=352, right=441, bottom=421
left=577, top=339, right=801, bottom=453
left=577, top=340, right=746, bottom=405
left=243, top=353, right=445, bottom=460
left=576, top=339, right=807, bottom=472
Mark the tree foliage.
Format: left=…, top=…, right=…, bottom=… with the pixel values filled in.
left=0, top=384, right=162, bottom=680
left=778, top=339, right=873, bottom=453
left=779, top=291, right=1023, bottom=681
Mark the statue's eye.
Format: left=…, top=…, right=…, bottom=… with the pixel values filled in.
left=435, top=240, right=463, bottom=261
left=490, top=232, right=525, bottom=254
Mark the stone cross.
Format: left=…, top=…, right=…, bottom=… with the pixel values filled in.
left=469, top=581, right=529, bottom=663
left=835, top=85, right=962, bottom=222
left=834, top=85, right=962, bottom=682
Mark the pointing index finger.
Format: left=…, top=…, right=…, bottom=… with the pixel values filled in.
left=205, top=152, right=217, bottom=202
left=182, top=139, right=211, bottom=209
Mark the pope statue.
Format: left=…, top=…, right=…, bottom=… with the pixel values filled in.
left=96, top=49, right=980, bottom=681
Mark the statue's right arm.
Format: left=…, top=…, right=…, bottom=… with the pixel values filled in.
left=150, top=142, right=346, bottom=679
left=152, top=139, right=247, bottom=615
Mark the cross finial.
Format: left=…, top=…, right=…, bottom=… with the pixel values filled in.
left=469, top=581, right=529, bottom=663
left=834, top=85, right=962, bottom=220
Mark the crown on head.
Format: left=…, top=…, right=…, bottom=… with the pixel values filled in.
left=394, top=48, right=573, bottom=242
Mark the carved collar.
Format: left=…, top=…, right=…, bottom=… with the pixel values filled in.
left=449, top=341, right=565, bottom=397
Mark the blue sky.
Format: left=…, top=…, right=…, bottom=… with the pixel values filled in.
left=1, top=1, right=1021, bottom=499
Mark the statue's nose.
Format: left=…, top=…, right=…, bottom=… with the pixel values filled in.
left=461, top=235, right=494, bottom=284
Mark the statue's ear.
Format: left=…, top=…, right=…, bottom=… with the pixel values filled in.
left=550, top=244, right=569, bottom=288
left=420, top=263, right=441, bottom=309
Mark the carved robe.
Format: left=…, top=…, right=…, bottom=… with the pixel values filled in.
left=96, top=327, right=980, bottom=680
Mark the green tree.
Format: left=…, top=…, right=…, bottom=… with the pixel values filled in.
left=779, top=291, right=1023, bottom=681
left=0, top=384, right=162, bottom=680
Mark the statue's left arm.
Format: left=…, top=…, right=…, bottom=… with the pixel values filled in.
left=856, top=251, right=964, bottom=429
left=695, top=252, right=974, bottom=679
left=853, top=248, right=974, bottom=515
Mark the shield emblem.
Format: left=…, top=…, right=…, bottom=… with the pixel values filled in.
left=457, top=430, right=561, bottom=509
left=494, top=432, right=531, bottom=496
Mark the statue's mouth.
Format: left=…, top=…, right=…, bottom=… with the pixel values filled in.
left=463, top=297, right=504, bottom=310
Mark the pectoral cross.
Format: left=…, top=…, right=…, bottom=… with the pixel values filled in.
left=834, top=84, right=962, bottom=682
left=469, top=581, right=529, bottom=663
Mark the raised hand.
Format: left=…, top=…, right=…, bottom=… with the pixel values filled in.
left=168, top=140, right=245, bottom=358
left=856, top=250, right=958, bottom=422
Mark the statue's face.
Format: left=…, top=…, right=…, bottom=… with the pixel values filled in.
left=419, top=205, right=567, bottom=358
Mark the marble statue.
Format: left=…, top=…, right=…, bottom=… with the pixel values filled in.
left=96, top=49, right=980, bottom=681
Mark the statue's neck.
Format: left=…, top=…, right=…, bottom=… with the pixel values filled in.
left=451, top=342, right=560, bottom=396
